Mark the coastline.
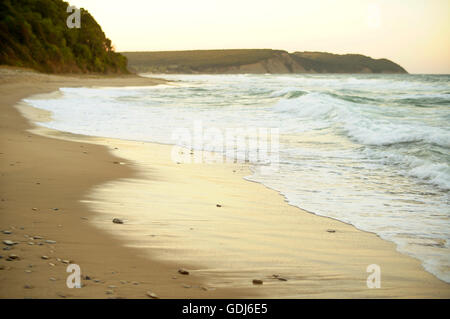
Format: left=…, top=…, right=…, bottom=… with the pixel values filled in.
left=1, top=68, right=449, bottom=298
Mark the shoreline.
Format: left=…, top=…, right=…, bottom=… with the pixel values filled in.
left=1, top=69, right=449, bottom=298
left=0, top=68, right=246, bottom=298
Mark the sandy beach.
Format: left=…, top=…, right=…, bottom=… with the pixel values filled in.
left=0, top=67, right=449, bottom=299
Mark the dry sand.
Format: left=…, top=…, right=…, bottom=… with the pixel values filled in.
left=0, top=67, right=449, bottom=298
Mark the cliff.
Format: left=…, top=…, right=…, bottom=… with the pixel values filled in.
left=122, top=49, right=407, bottom=74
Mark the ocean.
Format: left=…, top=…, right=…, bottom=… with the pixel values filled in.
left=24, top=73, right=450, bottom=283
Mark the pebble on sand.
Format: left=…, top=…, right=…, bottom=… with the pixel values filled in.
left=41, top=255, right=49, bottom=260
left=146, top=291, right=159, bottom=299
left=2, top=240, right=16, bottom=246
left=326, top=229, right=336, bottom=233
left=252, top=279, right=263, bottom=285
left=112, top=218, right=124, bottom=224
left=216, top=204, right=222, bottom=207
left=178, top=268, right=189, bottom=275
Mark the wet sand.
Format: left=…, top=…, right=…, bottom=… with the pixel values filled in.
left=1, top=67, right=449, bottom=298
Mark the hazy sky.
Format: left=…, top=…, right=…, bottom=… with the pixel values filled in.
left=69, top=0, right=449, bottom=73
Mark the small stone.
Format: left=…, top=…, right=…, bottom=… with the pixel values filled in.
left=178, top=268, right=189, bottom=275
left=132, top=281, right=139, bottom=285
left=112, top=218, right=124, bottom=224
left=24, top=284, right=33, bottom=289
left=146, top=291, right=159, bottom=299
left=32, top=208, right=38, bottom=211
left=45, top=240, right=57, bottom=244
left=33, top=236, right=43, bottom=239
left=105, top=290, right=114, bottom=295
left=108, top=285, right=117, bottom=289
left=216, top=204, right=222, bottom=207
left=120, top=280, right=127, bottom=284
left=277, top=277, right=288, bottom=281
left=49, top=277, right=56, bottom=281
left=8, top=254, right=19, bottom=260
left=61, top=260, right=70, bottom=264
left=27, top=242, right=34, bottom=245
left=25, top=270, right=32, bottom=273
left=2, top=230, right=12, bottom=235
left=53, top=208, right=59, bottom=211
left=2, top=240, right=16, bottom=246
left=3, top=247, right=11, bottom=251
left=252, top=279, right=263, bottom=285
left=84, top=275, right=91, bottom=280
left=41, top=255, right=49, bottom=260
left=182, top=284, right=191, bottom=288
left=49, top=263, right=55, bottom=267
left=326, top=229, right=336, bottom=233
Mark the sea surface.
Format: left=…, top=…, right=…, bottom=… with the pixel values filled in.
left=24, top=74, right=450, bottom=282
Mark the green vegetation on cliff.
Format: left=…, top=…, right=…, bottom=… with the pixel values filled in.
left=0, top=0, right=128, bottom=73
left=123, top=49, right=407, bottom=74
left=291, top=52, right=407, bottom=73
left=122, top=49, right=283, bottom=74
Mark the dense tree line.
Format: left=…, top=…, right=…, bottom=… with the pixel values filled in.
left=0, top=0, right=128, bottom=73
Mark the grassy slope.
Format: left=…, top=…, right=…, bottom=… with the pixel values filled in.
left=292, top=51, right=407, bottom=73
left=122, top=49, right=283, bottom=73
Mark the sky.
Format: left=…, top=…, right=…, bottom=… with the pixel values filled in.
left=69, top=0, right=450, bottom=74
